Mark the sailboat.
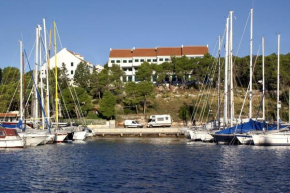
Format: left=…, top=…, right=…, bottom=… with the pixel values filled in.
left=0, top=127, right=24, bottom=148
left=252, top=34, right=290, bottom=145
left=17, top=28, right=50, bottom=146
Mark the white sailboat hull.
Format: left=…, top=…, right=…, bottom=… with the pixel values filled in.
left=19, top=133, right=47, bottom=147
left=236, top=135, right=253, bottom=145
left=189, top=130, right=214, bottom=142
left=252, top=132, right=290, bottom=146
left=0, top=137, right=24, bottom=148
left=55, top=133, right=68, bottom=143
left=73, top=131, right=87, bottom=141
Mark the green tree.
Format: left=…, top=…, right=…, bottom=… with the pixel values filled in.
left=179, top=104, right=190, bottom=126
left=0, top=68, right=2, bottom=84
left=136, top=62, right=153, bottom=81
left=135, top=81, right=155, bottom=115
left=93, top=68, right=110, bottom=98
left=124, top=82, right=139, bottom=114
left=110, top=64, right=125, bottom=91
left=2, top=67, right=20, bottom=84
left=160, top=61, right=173, bottom=84
left=61, top=87, right=93, bottom=118
left=98, top=91, right=116, bottom=119
left=59, top=63, right=70, bottom=90
left=74, top=62, right=91, bottom=91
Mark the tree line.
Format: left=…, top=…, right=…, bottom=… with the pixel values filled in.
left=0, top=52, right=289, bottom=121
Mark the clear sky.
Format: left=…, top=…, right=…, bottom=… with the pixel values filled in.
left=0, top=0, right=289, bottom=68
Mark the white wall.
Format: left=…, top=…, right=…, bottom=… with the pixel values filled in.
left=41, top=48, right=92, bottom=80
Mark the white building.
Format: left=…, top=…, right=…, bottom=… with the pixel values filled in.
left=41, top=48, right=93, bottom=79
left=95, top=64, right=104, bottom=73
left=108, top=45, right=208, bottom=82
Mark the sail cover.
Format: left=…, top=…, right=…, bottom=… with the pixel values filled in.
left=215, top=119, right=280, bottom=134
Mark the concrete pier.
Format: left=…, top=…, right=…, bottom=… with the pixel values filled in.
left=87, top=126, right=185, bottom=137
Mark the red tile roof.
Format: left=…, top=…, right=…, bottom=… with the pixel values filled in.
left=110, top=49, right=133, bottom=58
left=183, top=46, right=208, bottom=55
left=133, top=48, right=156, bottom=57
left=157, top=47, right=182, bottom=56
left=109, top=46, right=208, bottom=58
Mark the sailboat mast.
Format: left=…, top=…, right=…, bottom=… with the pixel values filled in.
left=262, top=37, right=265, bottom=120
left=54, top=22, right=59, bottom=129
left=19, top=40, right=23, bottom=121
left=218, top=35, right=221, bottom=129
left=224, top=17, right=229, bottom=126
left=230, top=11, right=234, bottom=127
left=39, top=25, right=45, bottom=129
left=43, top=18, right=50, bottom=124
left=249, top=8, right=253, bottom=118
left=277, top=34, right=280, bottom=130
left=34, top=25, right=40, bottom=125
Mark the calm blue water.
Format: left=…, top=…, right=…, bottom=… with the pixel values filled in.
left=1, top=138, right=290, bottom=192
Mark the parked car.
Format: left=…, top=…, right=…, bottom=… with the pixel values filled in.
left=124, top=120, right=143, bottom=128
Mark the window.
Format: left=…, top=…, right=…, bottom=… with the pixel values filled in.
left=71, top=62, right=74, bottom=66
left=166, top=117, right=169, bottom=120
left=153, top=75, right=157, bottom=82
left=111, top=60, right=115, bottom=63
left=117, top=60, right=121, bottom=63
left=123, top=60, right=127, bottom=63
left=165, top=58, right=169, bottom=62
left=159, top=58, right=163, bottom=62
left=140, top=59, right=144, bottom=62
left=0, top=131, right=4, bottom=136
left=128, top=76, right=132, bottom=82
left=157, top=118, right=164, bottom=121
left=153, top=59, right=157, bottom=62
left=129, top=60, right=132, bottom=63
left=135, top=59, right=139, bottom=62
left=147, top=59, right=151, bottom=62
left=122, top=76, right=127, bottom=82
left=71, top=70, right=74, bottom=75
left=128, top=68, right=132, bottom=71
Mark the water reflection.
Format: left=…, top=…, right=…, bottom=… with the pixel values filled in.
left=0, top=138, right=290, bottom=192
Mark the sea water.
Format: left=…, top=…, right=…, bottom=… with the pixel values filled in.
left=0, top=138, right=290, bottom=192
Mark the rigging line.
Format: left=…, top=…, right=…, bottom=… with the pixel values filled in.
left=206, top=65, right=219, bottom=122
left=3, top=82, right=19, bottom=119
left=234, top=11, right=251, bottom=60
left=51, top=23, right=86, bottom=123
left=191, top=27, right=226, bottom=123
left=47, top=34, right=73, bottom=122
left=191, top=39, right=218, bottom=117
left=198, top=39, right=220, bottom=123
left=192, top=54, right=218, bottom=121
left=204, top=55, right=219, bottom=123
left=199, top=59, right=217, bottom=122
left=55, top=24, right=63, bottom=49
left=72, top=86, right=87, bottom=125
left=251, top=42, right=262, bottom=93
left=49, top=68, right=72, bottom=121
left=231, top=11, right=251, bottom=95
left=24, top=49, right=51, bottom=132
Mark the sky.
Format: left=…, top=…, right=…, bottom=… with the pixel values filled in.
left=0, top=0, right=289, bottom=68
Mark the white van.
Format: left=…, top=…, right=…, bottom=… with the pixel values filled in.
left=147, top=115, right=172, bottom=127
left=124, top=120, right=143, bottom=128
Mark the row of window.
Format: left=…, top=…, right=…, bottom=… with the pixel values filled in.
left=111, top=58, right=170, bottom=64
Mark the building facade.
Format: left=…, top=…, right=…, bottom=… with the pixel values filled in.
left=108, top=45, right=208, bottom=82
left=41, top=48, right=93, bottom=79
